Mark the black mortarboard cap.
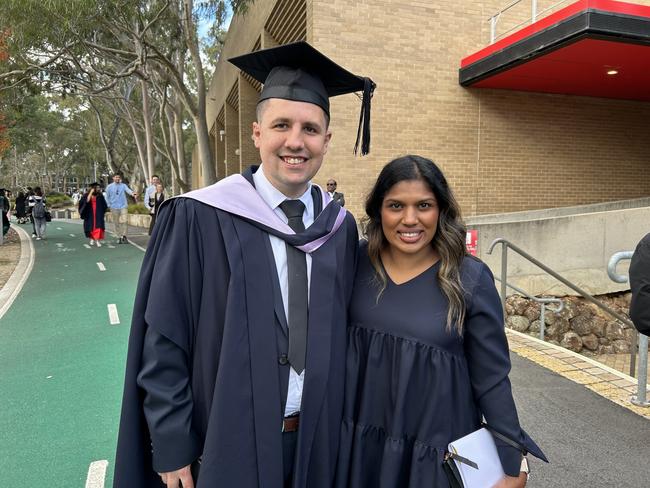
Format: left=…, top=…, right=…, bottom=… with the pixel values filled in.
left=228, top=41, right=376, bottom=156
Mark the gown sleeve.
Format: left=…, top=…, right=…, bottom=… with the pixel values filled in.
left=137, top=329, right=201, bottom=472
left=134, top=198, right=208, bottom=472
left=463, top=262, right=547, bottom=476
left=630, top=234, right=650, bottom=335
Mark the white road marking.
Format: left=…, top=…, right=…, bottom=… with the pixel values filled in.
left=85, top=460, right=108, bottom=488
left=46, top=375, right=53, bottom=379
left=56, top=243, right=63, bottom=247
left=56, top=227, right=62, bottom=230
left=84, top=244, right=91, bottom=249
left=69, top=233, right=76, bottom=237
left=107, top=245, right=115, bottom=249
left=128, top=240, right=147, bottom=253
left=97, top=262, right=106, bottom=271
left=107, top=304, right=120, bottom=325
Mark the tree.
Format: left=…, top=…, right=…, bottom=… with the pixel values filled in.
left=0, top=0, right=252, bottom=188
left=0, top=28, right=10, bottom=158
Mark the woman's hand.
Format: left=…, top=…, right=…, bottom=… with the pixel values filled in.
left=492, top=471, right=527, bottom=488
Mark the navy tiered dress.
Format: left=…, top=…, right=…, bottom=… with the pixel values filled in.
left=336, top=242, right=546, bottom=487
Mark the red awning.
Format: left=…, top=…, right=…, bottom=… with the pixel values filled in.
left=459, top=0, right=650, bottom=101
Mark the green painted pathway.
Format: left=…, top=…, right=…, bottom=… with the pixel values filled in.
left=0, top=221, right=145, bottom=487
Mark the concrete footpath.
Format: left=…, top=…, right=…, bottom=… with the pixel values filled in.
left=0, top=219, right=648, bottom=487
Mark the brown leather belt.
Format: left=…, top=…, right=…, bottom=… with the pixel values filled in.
left=282, top=414, right=300, bottom=433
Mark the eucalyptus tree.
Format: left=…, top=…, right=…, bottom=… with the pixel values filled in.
left=1, top=0, right=252, bottom=188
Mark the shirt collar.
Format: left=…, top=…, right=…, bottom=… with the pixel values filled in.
left=253, top=165, right=314, bottom=219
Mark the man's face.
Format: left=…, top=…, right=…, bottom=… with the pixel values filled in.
left=113, top=175, right=122, bottom=184
left=326, top=180, right=337, bottom=192
left=151, top=176, right=160, bottom=185
left=253, top=98, right=332, bottom=198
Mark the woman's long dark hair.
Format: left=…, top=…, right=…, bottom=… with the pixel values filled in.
left=363, top=155, right=468, bottom=334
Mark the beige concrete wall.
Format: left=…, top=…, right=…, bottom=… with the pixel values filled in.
left=204, top=0, right=650, bottom=221
left=469, top=206, right=650, bottom=296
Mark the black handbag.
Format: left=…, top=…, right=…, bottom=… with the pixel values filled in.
left=44, top=210, right=52, bottom=222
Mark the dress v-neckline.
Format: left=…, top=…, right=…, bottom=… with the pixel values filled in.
left=381, top=259, right=441, bottom=287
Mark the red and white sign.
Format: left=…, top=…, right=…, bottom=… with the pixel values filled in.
left=466, top=229, right=478, bottom=256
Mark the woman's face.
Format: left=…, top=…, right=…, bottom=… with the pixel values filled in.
left=380, top=178, right=440, bottom=259
left=155, top=183, right=164, bottom=193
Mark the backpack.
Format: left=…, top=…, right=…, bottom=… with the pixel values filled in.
left=33, top=199, right=46, bottom=219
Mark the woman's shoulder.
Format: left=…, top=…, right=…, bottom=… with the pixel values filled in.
left=459, top=255, right=494, bottom=289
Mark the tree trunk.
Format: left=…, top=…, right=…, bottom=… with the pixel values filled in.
left=182, top=0, right=214, bottom=185
left=140, top=79, right=155, bottom=182
left=173, top=101, right=189, bottom=190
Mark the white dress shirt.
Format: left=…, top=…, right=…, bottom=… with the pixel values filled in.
left=252, top=165, right=313, bottom=417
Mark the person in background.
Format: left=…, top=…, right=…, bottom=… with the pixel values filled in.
left=26, top=187, right=37, bottom=237
left=105, top=173, right=138, bottom=244
left=326, top=178, right=345, bottom=206
left=629, top=233, right=650, bottom=336
left=144, top=175, right=161, bottom=214
left=15, top=191, right=28, bottom=224
left=0, top=189, right=10, bottom=238
left=79, top=183, right=108, bottom=247
left=29, top=187, right=47, bottom=241
left=336, top=155, right=546, bottom=488
left=147, top=182, right=165, bottom=236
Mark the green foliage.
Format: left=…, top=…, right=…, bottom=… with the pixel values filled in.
left=45, top=193, right=72, bottom=208
left=128, top=203, right=150, bottom=214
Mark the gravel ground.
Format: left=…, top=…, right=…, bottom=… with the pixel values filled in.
left=0, top=227, right=21, bottom=289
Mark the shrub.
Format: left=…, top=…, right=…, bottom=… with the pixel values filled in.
left=45, top=193, right=72, bottom=208
left=128, top=203, right=150, bottom=214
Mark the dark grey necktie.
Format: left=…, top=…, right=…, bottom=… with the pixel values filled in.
left=279, top=199, right=308, bottom=374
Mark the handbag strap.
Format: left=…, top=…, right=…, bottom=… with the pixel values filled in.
left=482, top=423, right=528, bottom=456
left=447, top=451, right=479, bottom=470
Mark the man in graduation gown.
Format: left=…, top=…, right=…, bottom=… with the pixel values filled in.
left=113, top=42, right=375, bottom=488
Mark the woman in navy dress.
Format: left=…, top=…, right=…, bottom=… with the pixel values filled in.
left=337, top=155, right=546, bottom=487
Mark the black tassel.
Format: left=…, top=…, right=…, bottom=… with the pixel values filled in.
left=354, top=77, right=375, bottom=156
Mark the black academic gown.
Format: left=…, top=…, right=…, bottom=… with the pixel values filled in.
left=630, top=233, right=650, bottom=335
left=113, top=168, right=358, bottom=488
left=78, top=193, right=108, bottom=236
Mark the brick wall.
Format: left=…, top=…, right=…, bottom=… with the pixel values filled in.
left=204, top=0, right=650, bottom=220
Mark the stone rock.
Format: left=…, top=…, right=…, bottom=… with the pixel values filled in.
left=529, top=320, right=541, bottom=335
left=570, top=314, right=593, bottom=336
left=589, top=317, right=607, bottom=338
left=548, top=340, right=561, bottom=346
left=612, top=340, right=631, bottom=354
left=542, top=308, right=561, bottom=325
left=506, top=315, right=530, bottom=332
left=605, top=323, right=625, bottom=342
left=557, top=298, right=579, bottom=321
left=624, top=328, right=637, bottom=343
left=523, top=303, right=540, bottom=322
left=546, top=318, right=570, bottom=338
left=507, top=296, right=529, bottom=316
left=581, top=333, right=599, bottom=351
left=599, top=338, right=610, bottom=345
left=560, top=332, right=583, bottom=353
left=598, top=345, right=615, bottom=354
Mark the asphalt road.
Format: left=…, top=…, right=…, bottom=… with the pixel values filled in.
left=511, top=353, right=650, bottom=487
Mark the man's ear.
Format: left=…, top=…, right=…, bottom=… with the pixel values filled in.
left=252, top=121, right=261, bottom=148
left=322, top=130, right=332, bottom=155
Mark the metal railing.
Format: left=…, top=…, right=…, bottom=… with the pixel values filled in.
left=488, top=0, right=574, bottom=43
left=607, top=252, right=648, bottom=407
left=494, top=275, right=564, bottom=341
left=487, top=238, right=637, bottom=378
